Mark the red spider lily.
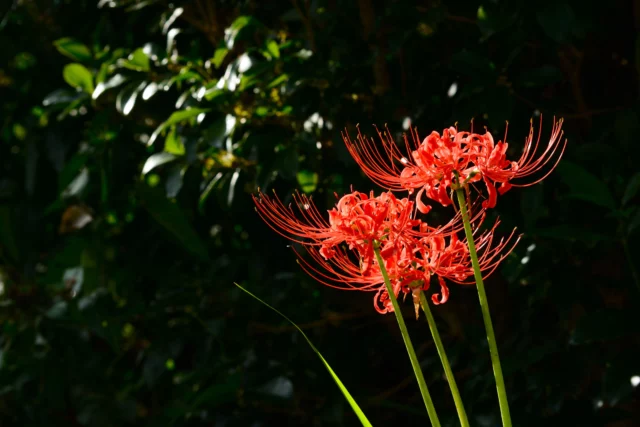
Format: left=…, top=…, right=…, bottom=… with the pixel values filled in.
left=413, top=220, right=521, bottom=289
left=253, top=190, right=421, bottom=272
left=343, top=116, right=566, bottom=212
left=322, top=191, right=418, bottom=269
left=294, top=217, right=519, bottom=316
left=470, top=117, right=566, bottom=208
left=254, top=189, right=519, bottom=316
left=253, top=188, right=479, bottom=269
left=293, top=242, right=429, bottom=315
left=253, top=189, right=434, bottom=314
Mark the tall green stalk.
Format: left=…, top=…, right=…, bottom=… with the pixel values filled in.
left=418, top=291, right=469, bottom=427
left=454, top=189, right=512, bottom=427
left=373, top=244, right=441, bottom=426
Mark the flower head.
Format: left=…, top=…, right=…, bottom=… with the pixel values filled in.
left=254, top=189, right=518, bottom=315
left=413, top=219, right=520, bottom=288
left=253, top=189, right=430, bottom=313
left=343, top=117, right=566, bottom=212
left=321, top=191, right=418, bottom=268
left=253, top=190, right=421, bottom=272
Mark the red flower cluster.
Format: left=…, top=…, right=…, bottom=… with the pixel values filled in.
left=251, top=118, right=565, bottom=314
left=253, top=190, right=518, bottom=315
left=343, top=117, right=566, bottom=212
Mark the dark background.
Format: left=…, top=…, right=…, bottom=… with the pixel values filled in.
left=1, top=0, right=639, bottom=426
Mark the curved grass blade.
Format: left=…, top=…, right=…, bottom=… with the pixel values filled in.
left=234, top=283, right=373, bottom=427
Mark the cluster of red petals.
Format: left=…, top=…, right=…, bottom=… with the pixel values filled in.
left=343, top=116, right=566, bottom=212
left=253, top=190, right=419, bottom=273
left=253, top=190, right=519, bottom=315
left=319, top=191, right=419, bottom=272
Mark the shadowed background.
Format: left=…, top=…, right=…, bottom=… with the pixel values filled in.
left=1, top=0, right=639, bottom=425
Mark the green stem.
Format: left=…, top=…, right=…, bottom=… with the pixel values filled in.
left=373, top=244, right=441, bottom=426
left=454, top=188, right=512, bottom=427
left=418, top=291, right=469, bottom=427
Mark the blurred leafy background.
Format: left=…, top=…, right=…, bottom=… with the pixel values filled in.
left=1, top=0, right=640, bottom=425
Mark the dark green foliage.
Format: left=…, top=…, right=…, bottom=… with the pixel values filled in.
left=1, top=0, right=639, bottom=425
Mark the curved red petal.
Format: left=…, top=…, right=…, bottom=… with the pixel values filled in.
left=431, top=277, right=450, bottom=305
left=416, top=187, right=432, bottom=214
left=482, top=176, right=498, bottom=209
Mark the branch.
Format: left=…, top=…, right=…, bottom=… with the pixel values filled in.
left=291, top=0, right=316, bottom=51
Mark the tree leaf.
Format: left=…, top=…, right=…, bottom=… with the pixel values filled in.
left=233, top=283, right=372, bottom=427
left=56, top=97, right=89, bottom=121
left=116, top=81, right=147, bottom=116
left=63, top=63, right=94, bottom=93
left=142, top=152, right=178, bottom=175
left=227, top=168, right=240, bottom=206
left=211, top=47, right=228, bottom=68
left=198, top=172, right=225, bottom=214
left=164, top=108, right=209, bottom=126
left=148, top=108, right=210, bottom=146
left=476, top=5, right=515, bottom=39
left=119, top=48, right=150, bottom=72
left=556, top=161, right=616, bottom=209
left=175, top=87, right=195, bottom=109
left=267, top=73, right=288, bottom=89
left=165, top=164, right=185, bottom=198
left=59, top=153, right=90, bottom=193
left=265, top=39, right=280, bottom=59
left=61, top=168, right=90, bottom=199
left=297, top=170, right=318, bottom=193
left=92, top=74, right=127, bottom=100
left=54, top=37, right=92, bottom=61
left=162, top=6, right=184, bottom=34
left=96, top=62, right=110, bottom=84
left=142, top=82, right=160, bottom=100
left=164, top=126, right=185, bottom=155
left=224, top=16, right=257, bottom=49
left=166, top=28, right=182, bottom=55
left=59, top=205, right=93, bottom=234
left=45, top=301, right=68, bottom=319
left=43, top=88, right=79, bottom=106
left=137, top=182, right=208, bottom=261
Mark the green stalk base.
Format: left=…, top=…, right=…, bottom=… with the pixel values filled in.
left=455, top=189, right=512, bottom=427
left=419, top=291, right=469, bottom=427
left=374, top=244, right=441, bottom=427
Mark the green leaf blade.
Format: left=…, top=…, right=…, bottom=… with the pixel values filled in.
left=63, top=63, right=94, bottom=93
left=54, top=37, right=92, bottom=61
left=234, top=283, right=372, bottom=427
left=297, top=170, right=318, bottom=193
